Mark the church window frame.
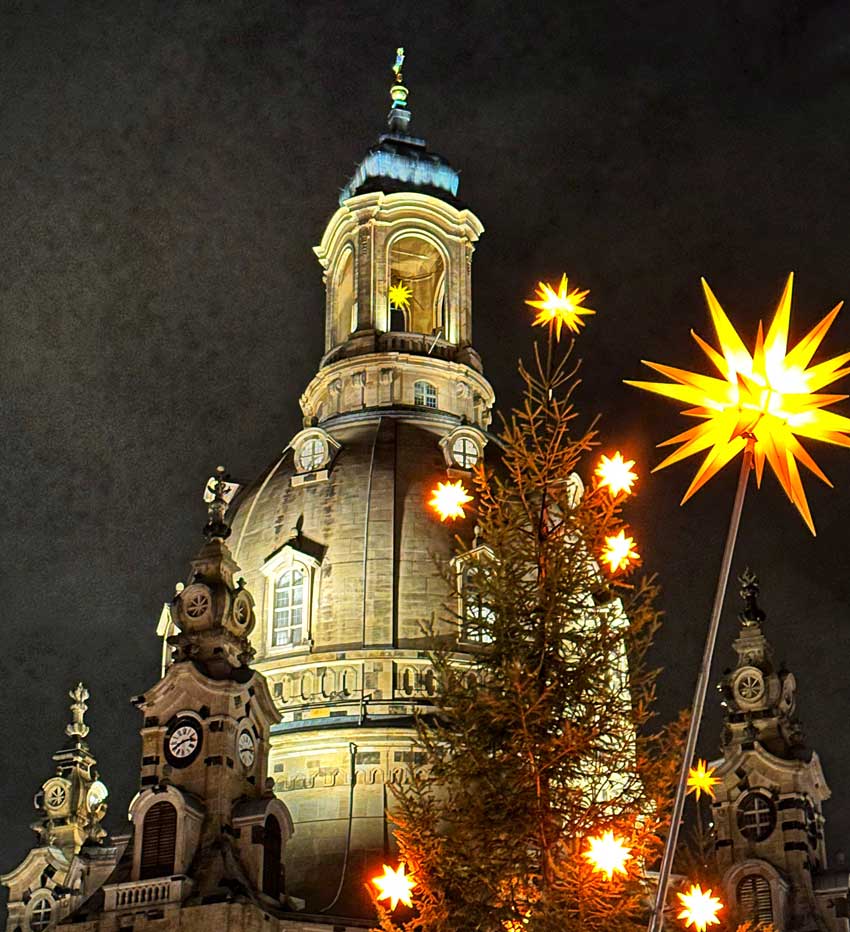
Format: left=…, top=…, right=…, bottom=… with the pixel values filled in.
left=298, top=437, right=327, bottom=473
left=736, top=874, right=773, bottom=924
left=452, top=544, right=497, bottom=645
left=737, top=792, right=776, bottom=842
left=139, top=800, right=178, bottom=880
left=260, top=544, right=321, bottom=657
left=261, top=814, right=283, bottom=900
left=27, top=895, right=52, bottom=932
left=451, top=436, right=480, bottom=469
left=272, top=567, right=306, bottom=648
left=414, top=380, right=437, bottom=409
left=288, top=427, right=339, bottom=483
left=440, top=426, right=487, bottom=472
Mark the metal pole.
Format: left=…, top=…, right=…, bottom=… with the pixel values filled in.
left=647, top=440, right=754, bottom=932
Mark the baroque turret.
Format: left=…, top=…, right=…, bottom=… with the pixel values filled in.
left=710, top=571, right=848, bottom=931
left=1, top=685, right=116, bottom=932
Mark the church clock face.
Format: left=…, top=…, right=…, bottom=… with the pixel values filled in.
left=165, top=718, right=202, bottom=768
left=237, top=728, right=256, bottom=768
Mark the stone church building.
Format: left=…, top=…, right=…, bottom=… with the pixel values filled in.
left=2, top=56, right=849, bottom=932
left=2, top=56, right=490, bottom=932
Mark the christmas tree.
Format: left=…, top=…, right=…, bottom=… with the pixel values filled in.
left=375, top=296, right=684, bottom=932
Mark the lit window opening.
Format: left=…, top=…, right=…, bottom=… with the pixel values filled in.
left=452, top=436, right=480, bottom=469
left=298, top=438, right=326, bottom=472
left=273, top=568, right=305, bottom=647
left=414, top=381, right=437, bottom=409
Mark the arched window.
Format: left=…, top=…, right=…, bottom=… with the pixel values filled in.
left=414, top=381, right=437, bottom=409
left=737, top=792, right=776, bottom=842
left=737, top=874, right=773, bottom=924
left=29, top=898, right=52, bottom=932
left=388, top=235, right=446, bottom=334
left=334, top=248, right=355, bottom=343
left=262, top=815, right=282, bottom=900
left=463, top=564, right=494, bottom=643
left=272, top=567, right=305, bottom=647
left=140, top=801, right=177, bottom=880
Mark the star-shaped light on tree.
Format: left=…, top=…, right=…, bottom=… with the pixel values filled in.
left=595, top=452, right=638, bottom=497
left=626, top=273, right=850, bottom=534
left=429, top=479, right=474, bottom=521
left=686, top=759, right=720, bottom=801
left=372, top=863, right=416, bottom=911
left=600, top=530, right=639, bottom=573
left=583, top=831, right=631, bottom=880
left=526, top=274, right=595, bottom=339
left=676, top=883, right=723, bottom=931
left=388, top=281, right=412, bottom=311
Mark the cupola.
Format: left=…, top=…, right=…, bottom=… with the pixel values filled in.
left=303, top=50, right=492, bottom=430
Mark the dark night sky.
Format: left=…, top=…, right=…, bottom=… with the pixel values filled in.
left=4, top=0, right=850, bottom=915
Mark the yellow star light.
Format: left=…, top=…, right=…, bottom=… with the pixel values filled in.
left=372, top=862, right=416, bottom=911
left=526, top=274, right=595, bottom=339
left=677, top=883, right=723, bottom=931
left=583, top=831, right=631, bottom=880
left=595, top=452, right=638, bottom=497
left=687, top=759, right=720, bottom=801
left=600, top=530, right=639, bottom=573
left=388, top=281, right=412, bottom=311
left=429, top=479, right=474, bottom=522
left=626, top=274, right=850, bottom=534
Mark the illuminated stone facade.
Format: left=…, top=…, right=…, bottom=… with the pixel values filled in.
left=217, top=93, right=494, bottom=918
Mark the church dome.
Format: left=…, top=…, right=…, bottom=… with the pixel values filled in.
left=229, top=414, right=477, bottom=658
left=193, top=51, right=496, bottom=917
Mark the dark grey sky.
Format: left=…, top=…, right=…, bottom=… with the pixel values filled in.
left=4, top=0, right=850, bottom=913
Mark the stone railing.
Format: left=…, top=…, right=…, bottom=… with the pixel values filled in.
left=103, top=875, right=192, bottom=911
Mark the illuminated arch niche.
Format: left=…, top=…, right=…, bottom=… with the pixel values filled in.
left=387, top=233, right=446, bottom=335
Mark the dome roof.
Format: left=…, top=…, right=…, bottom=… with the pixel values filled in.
left=339, top=131, right=460, bottom=205
left=229, top=415, right=475, bottom=656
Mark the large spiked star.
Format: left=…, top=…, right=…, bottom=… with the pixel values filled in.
left=372, top=863, right=416, bottom=911
left=626, top=274, right=850, bottom=534
left=526, top=274, right=595, bottom=339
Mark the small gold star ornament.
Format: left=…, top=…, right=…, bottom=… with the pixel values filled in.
left=677, top=883, right=723, bottom=931
left=600, top=530, right=639, bottom=574
left=372, top=862, right=416, bottom=911
left=686, top=759, right=720, bottom=801
left=583, top=831, right=631, bottom=880
left=389, top=281, right=412, bottom=311
left=526, top=274, right=595, bottom=339
left=595, top=452, right=638, bottom=497
left=429, top=480, right=474, bottom=521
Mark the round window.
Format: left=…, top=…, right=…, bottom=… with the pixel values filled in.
left=737, top=792, right=776, bottom=842
left=451, top=436, right=480, bottom=470
left=734, top=668, right=765, bottom=703
left=298, top=438, right=326, bottom=472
